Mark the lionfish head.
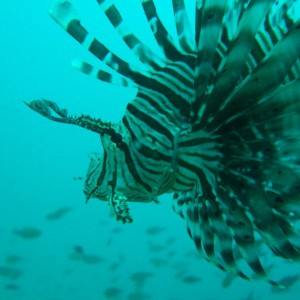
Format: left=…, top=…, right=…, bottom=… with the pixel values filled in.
left=83, top=125, right=155, bottom=224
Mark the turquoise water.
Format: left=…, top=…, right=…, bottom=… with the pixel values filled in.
left=1, top=1, right=300, bottom=299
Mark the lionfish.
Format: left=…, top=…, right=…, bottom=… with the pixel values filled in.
left=26, top=0, right=300, bottom=286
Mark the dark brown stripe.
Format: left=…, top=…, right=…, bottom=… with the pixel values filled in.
left=66, top=20, right=88, bottom=44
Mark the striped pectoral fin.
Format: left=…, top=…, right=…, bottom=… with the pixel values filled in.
left=96, top=0, right=165, bottom=69
left=141, top=0, right=181, bottom=60
left=48, top=0, right=150, bottom=84
left=172, top=0, right=194, bottom=52
left=173, top=190, right=217, bottom=260
left=172, top=188, right=280, bottom=284
left=71, top=59, right=137, bottom=88
left=214, top=160, right=300, bottom=283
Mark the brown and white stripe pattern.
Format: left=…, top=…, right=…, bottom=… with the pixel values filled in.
left=26, top=0, right=300, bottom=286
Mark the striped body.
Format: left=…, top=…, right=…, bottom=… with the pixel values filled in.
left=26, top=0, right=300, bottom=286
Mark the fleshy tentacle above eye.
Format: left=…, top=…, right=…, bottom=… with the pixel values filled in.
left=24, top=99, right=68, bottom=121
left=24, top=99, right=115, bottom=135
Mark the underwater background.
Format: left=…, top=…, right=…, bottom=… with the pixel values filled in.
left=1, top=0, right=300, bottom=299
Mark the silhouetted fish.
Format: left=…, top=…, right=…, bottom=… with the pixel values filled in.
left=82, top=254, right=104, bottom=265
left=13, top=227, right=41, bottom=239
left=149, top=257, right=168, bottom=267
left=5, top=255, right=22, bottom=265
left=181, top=275, right=202, bottom=284
left=145, top=226, right=165, bottom=235
left=103, top=287, right=122, bottom=298
left=46, top=206, right=72, bottom=221
left=69, top=246, right=103, bottom=265
left=73, top=245, right=84, bottom=254
left=0, top=266, right=22, bottom=279
left=130, top=271, right=153, bottom=285
left=4, top=283, right=19, bottom=290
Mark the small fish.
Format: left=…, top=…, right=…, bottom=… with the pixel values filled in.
left=73, top=245, right=84, bottom=254
left=4, top=283, right=19, bottom=290
left=145, top=226, right=165, bottom=235
left=149, top=257, right=168, bottom=267
left=46, top=206, right=72, bottom=221
left=5, top=255, right=22, bottom=264
left=73, top=176, right=84, bottom=181
left=69, top=247, right=103, bottom=265
left=82, top=254, right=104, bottom=265
left=130, top=271, right=153, bottom=285
left=0, top=266, right=22, bottom=279
left=103, top=287, right=122, bottom=298
left=69, top=245, right=85, bottom=260
left=148, top=243, right=165, bottom=253
left=13, top=227, right=41, bottom=239
left=181, top=275, right=202, bottom=284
